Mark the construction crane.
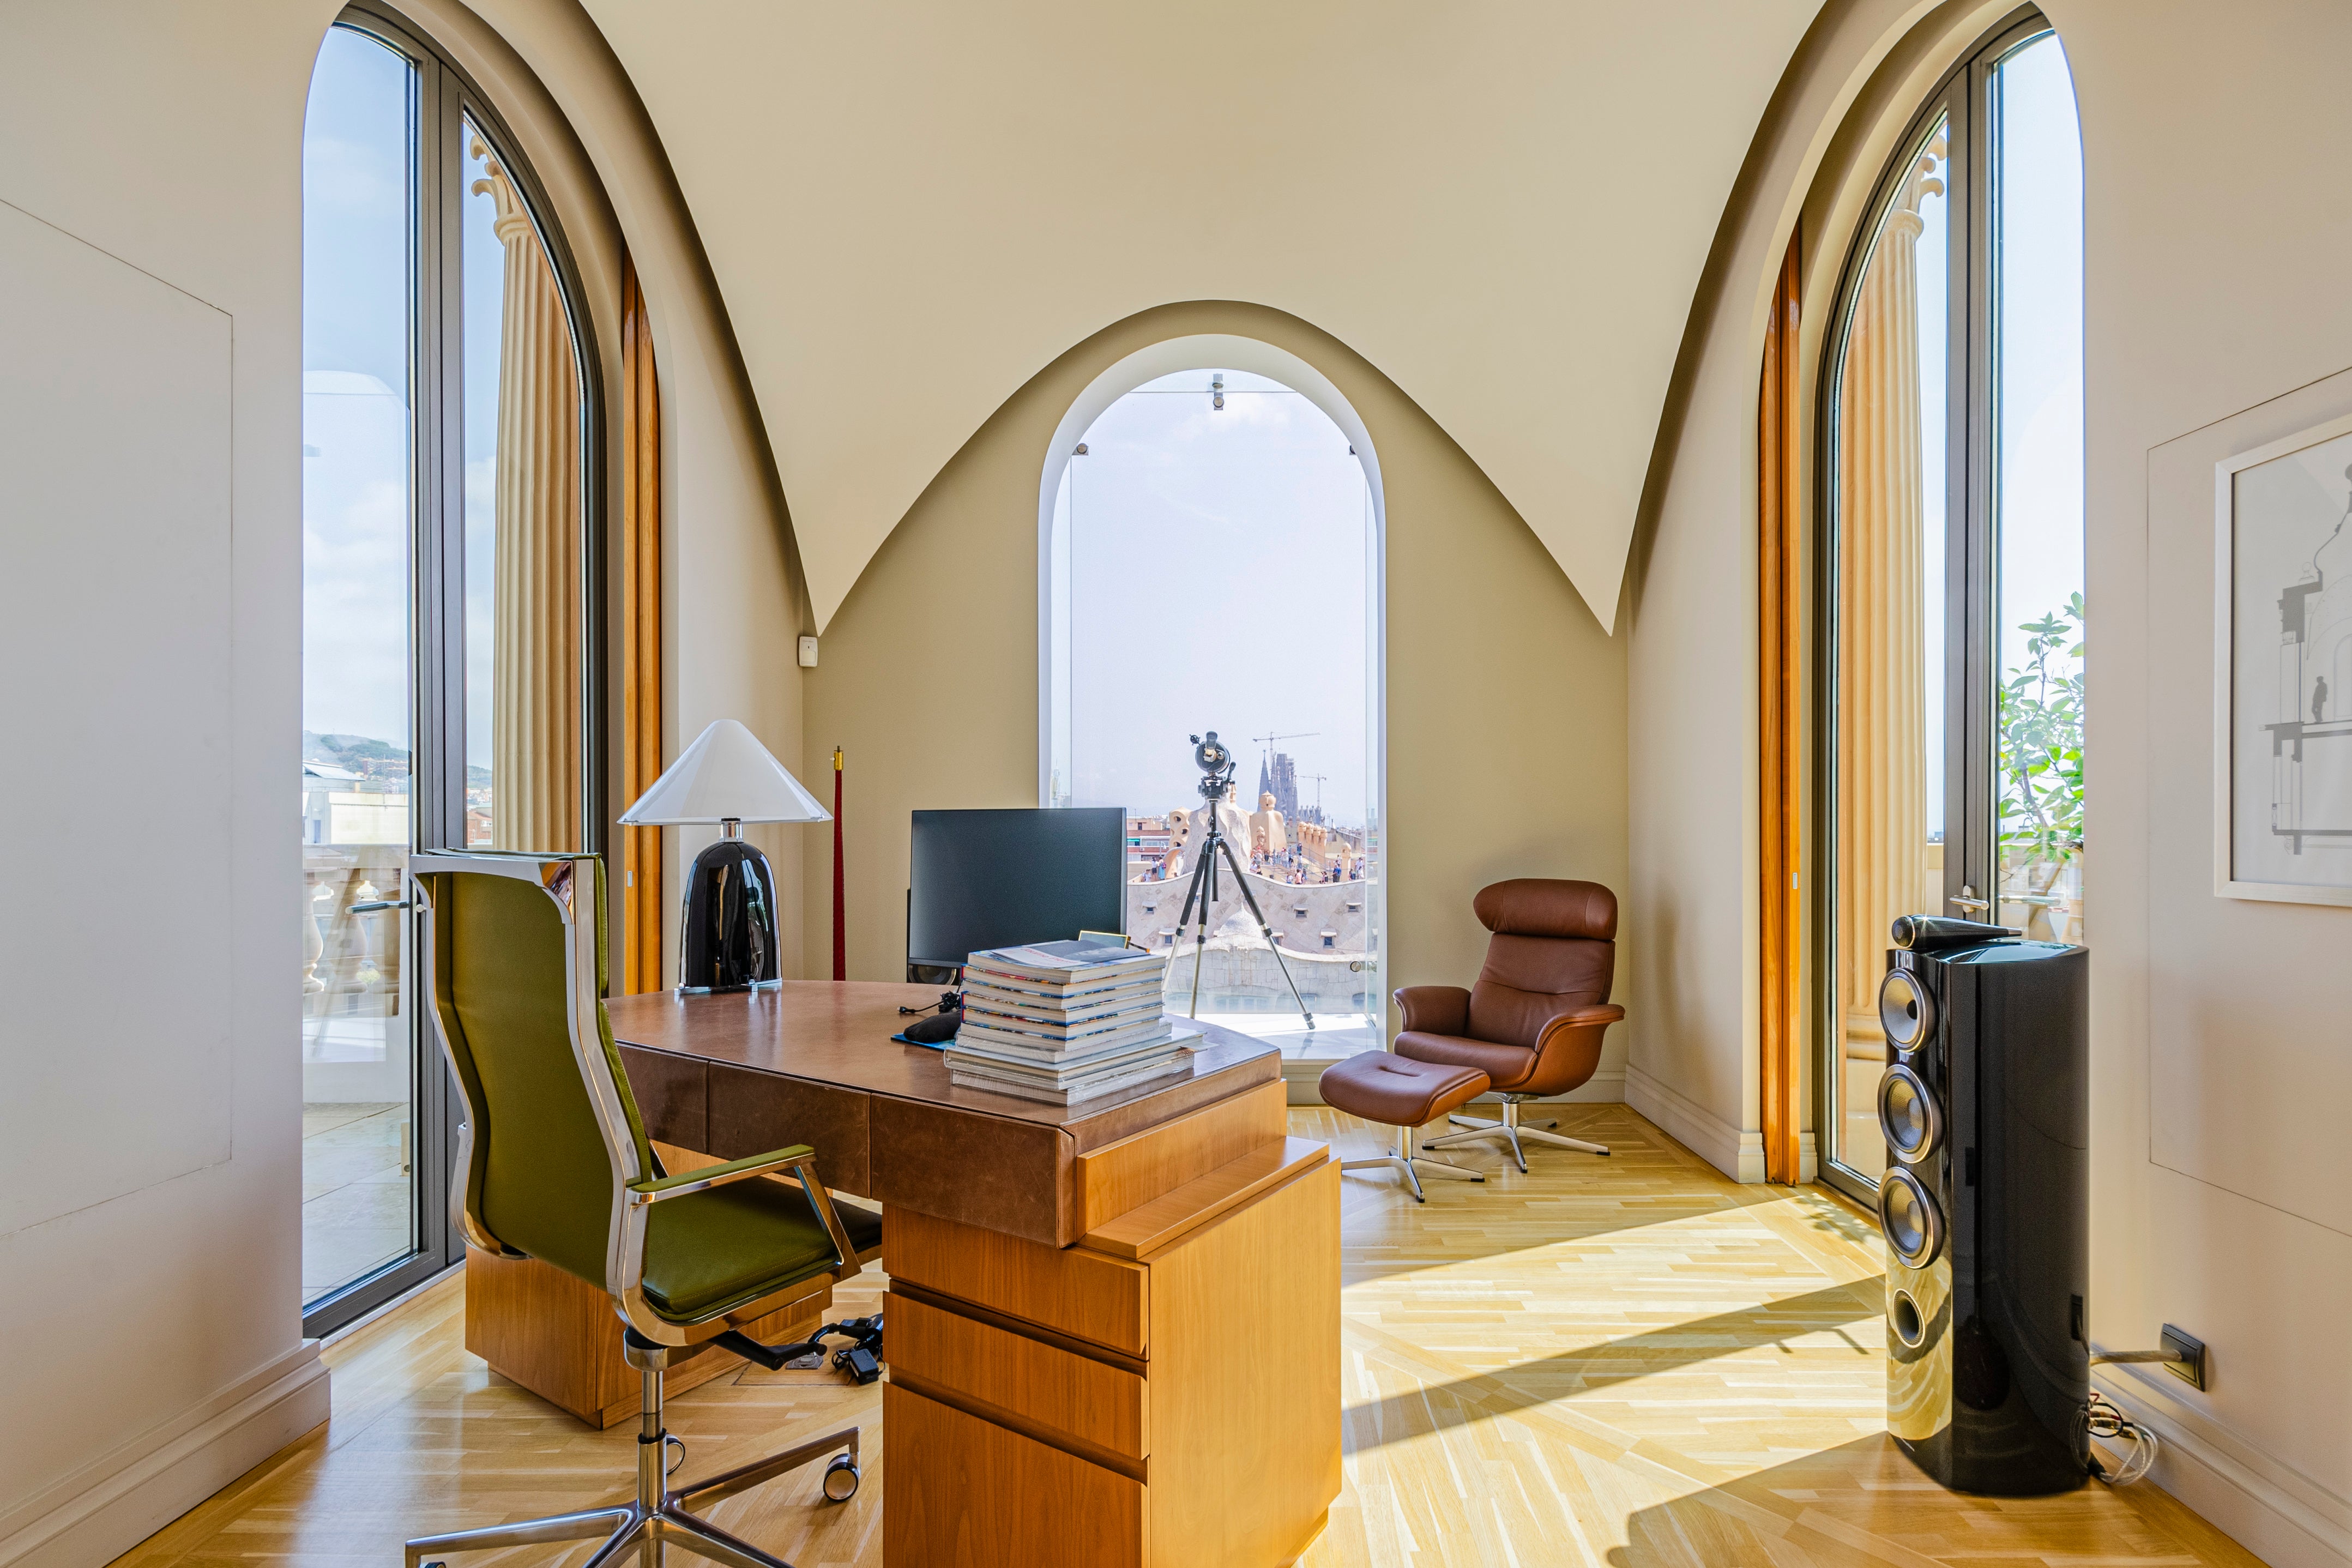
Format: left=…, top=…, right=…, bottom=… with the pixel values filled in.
left=1251, top=730, right=1319, bottom=771
left=1302, top=773, right=1330, bottom=824
left=1250, top=731, right=1319, bottom=816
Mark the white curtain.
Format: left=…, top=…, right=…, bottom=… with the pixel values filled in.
left=1837, top=137, right=1944, bottom=1046
left=474, top=140, right=581, bottom=854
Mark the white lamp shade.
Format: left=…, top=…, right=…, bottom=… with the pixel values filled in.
left=617, top=719, right=831, bottom=826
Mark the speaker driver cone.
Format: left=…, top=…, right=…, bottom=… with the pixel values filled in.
left=1878, top=1166, right=1944, bottom=1268
left=1879, top=967, right=1934, bottom=1051
left=1878, top=1064, right=1943, bottom=1162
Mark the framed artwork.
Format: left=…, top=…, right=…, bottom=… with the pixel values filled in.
left=2215, top=410, right=2352, bottom=904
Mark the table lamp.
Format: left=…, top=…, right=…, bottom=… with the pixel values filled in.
left=618, top=719, right=830, bottom=993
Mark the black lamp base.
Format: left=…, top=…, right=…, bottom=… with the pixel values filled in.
left=678, top=835, right=782, bottom=993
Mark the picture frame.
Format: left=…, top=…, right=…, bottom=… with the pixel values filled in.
left=2214, top=409, right=2352, bottom=905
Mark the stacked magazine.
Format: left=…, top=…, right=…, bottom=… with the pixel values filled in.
left=946, top=939, right=1197, bottom=1105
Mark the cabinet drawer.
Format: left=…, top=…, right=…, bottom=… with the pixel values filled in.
left=883, top=1381, right=1146, bottom=1568
left=885, top=1204, right=1149, bottom=1357
left=888, top=1289, right=1148, bottom=1461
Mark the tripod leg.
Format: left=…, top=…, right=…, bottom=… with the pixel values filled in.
left=1217, top=836, right=1315, bottom=1029
left=1179, top=841, right=1217, bottom=1020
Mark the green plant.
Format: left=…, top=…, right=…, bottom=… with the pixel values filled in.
left=1997, top=593, right=2086, bottom=898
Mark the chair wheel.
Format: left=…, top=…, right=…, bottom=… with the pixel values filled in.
left=821, top=1455, right=859, bottom=1502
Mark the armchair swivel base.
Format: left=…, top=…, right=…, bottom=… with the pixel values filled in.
left=1425, top=1094, right=1609, bottom=1173
left=405, top=1332, right=860, bottom=1568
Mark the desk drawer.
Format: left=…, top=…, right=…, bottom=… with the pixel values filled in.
left=885, top=1204, right=1149, bottom=1357
left=888, top=1289, right=1147, bottom=1462
left=883, top=1382, right=1145, bottom=1568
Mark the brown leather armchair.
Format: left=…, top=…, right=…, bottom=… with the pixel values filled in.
left=1392, top=878, right=1624, bottom=1170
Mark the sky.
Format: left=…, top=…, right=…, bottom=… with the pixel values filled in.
left=301, top=28, right=409, bottom=749
left=1052, top=369, right=1374, bottom=829
left=1893, top=32, right=2083, bottom=836
left=301, top=23, right=515, bottom=767
left=1994, top=33, right=2086, bottom=678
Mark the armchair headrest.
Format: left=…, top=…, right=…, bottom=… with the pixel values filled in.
left=1473, top=878, right=1616, bottom=942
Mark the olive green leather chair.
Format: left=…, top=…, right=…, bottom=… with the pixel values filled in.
left=402, top=852, right=866, bottom=1568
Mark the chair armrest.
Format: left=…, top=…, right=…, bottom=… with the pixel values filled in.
left=626, top=1144, right=815, bottom=1204
left=1534, top=1004, right=1624, bottom=1049
left=628, top=1144, right=863, bottom=1287
left=1394, top=985, right=1471, bottom=1036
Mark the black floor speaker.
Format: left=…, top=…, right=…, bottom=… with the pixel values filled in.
left=1876, top=915, right=2088, bottom=1495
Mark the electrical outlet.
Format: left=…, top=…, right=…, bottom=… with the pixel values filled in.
left=2161, top=1324, right=2208, bottom=1391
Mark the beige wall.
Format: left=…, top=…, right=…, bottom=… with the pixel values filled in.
left=1630, top=0, right=2352, bottom=1560
left=0, top=5, right=338, bottom=1565
left=0, top=4, right=797, bottom=1565
left=446, top=0, right=810, bottom=982
left=801, top=300, right=1629, bottom=1090
left=2054, top=3, right=2352, bottom=1562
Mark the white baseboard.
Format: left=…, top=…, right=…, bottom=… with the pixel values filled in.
left=0, top=1343, right=329, bottom=1568
left=2096, top=1365, right=2351, bottom=1568
left=1624, top=1063, right=1760, bottom=1180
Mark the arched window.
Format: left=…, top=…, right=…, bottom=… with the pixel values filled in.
left=1816, top=14, right=2082, bottom=1198
left=1040, top=345, right=1383, bottom=1056
left=300, top=3, right=602, bottom=1332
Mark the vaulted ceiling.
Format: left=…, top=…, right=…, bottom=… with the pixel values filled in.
left=583, top=0, right=1820, bottom=631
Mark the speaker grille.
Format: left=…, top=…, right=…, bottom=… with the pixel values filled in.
left=1878, top=1166, right=1944, bottom=1268
left=1879, top=967, right=1933, bottom=1051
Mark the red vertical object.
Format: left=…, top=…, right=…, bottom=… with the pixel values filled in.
left=831, top=747, right=847, bottom=981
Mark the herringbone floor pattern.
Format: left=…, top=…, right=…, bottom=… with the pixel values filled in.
left=110, top=1104, right=2258, bottom=1568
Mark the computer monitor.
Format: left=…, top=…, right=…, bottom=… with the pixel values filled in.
left=907, top=807, right=1127, bottom=971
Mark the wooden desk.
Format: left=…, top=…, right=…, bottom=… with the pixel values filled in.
left=473, top=981, right=1341, bottom=1568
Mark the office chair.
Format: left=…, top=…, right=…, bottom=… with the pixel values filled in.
left=403, top=852, right=869, bottom=1568
left=1392, top=878, right=1625, bottom=1171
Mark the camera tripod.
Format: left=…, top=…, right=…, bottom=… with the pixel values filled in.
left=1174, top=734, right=1315, bottom=1027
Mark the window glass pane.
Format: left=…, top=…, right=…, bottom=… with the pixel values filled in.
left=1056, top=371, right=1380, bottom=1055
left=462, top=119, right=584, bottom=851
left=1992, top=36, right=2086, bottom=943
left=301, top=25, right=418, bottom=1304
left=1831, top=119, right=1947, bottom=1184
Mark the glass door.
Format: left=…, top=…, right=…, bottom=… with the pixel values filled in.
left=301, top=22, right=430, bottom=1329
left=1817, top=15, right=2082, bottom=1204
left=300, top=7, right=598, bottom=1334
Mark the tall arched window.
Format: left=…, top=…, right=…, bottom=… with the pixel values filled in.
left=300, top=4, right=601, bottom=1332
left=1816, top=14, right=2083, bottom=1199
left=1041, top=349, right=1383, bottom=1058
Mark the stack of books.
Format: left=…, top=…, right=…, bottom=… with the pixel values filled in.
left=946, top=939, right=1196, bottom=1105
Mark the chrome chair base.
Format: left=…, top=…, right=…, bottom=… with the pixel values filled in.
left=1340, top=1121, right=1487, bottom=1202
left=1427, top=1095, right=1608, bottom=1173
left=405, top=1363, right=858, bottom=1568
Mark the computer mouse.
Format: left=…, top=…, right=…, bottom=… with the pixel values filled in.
left=904, top=1007, right=962, bottom=1045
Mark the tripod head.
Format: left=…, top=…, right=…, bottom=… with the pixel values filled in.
left=1189, top=732, right=1236, bottom=805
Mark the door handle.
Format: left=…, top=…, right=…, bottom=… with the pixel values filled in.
left=1948, top=889, right=1991, bottom=914
left=347, top=899, right=411, bottom=913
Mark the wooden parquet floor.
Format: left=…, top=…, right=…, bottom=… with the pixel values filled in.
left=115, top=1105, right=2261, bottom=1568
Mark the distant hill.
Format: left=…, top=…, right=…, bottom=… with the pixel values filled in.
left=304, top=730, right=490, bottom=788
left=305, top=729, right=403, bottom=763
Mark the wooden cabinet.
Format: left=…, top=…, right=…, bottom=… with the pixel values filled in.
left=882, top=1382, right=1148, bottom=1568
left=882, top=1112, right=1339, bottom=1568
left=463, top=1245, right=825, bottom=1428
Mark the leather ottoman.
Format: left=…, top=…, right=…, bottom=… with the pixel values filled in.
left=1317, top=1052, right=1491, bottom=1202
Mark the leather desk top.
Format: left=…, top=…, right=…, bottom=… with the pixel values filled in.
left=605, top=981, right=1280, bottom=1246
